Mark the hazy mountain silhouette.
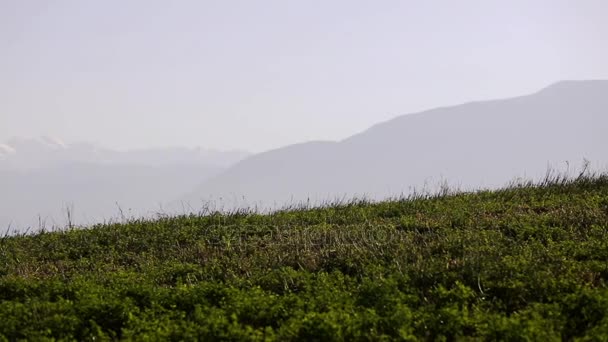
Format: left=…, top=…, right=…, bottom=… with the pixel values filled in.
left=182, top=80, right=608, bottom=210
left=0, top=163, right=223, bottom=230
left=0, top=139, right=250, bottom=231
left=0, top=137, right=249, bottom=170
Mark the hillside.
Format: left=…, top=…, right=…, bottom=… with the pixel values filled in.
left=182, top=80, right=608, bottom=209
left=1, top=174, right=608, bottom=340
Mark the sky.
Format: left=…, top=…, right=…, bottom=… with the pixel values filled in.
left=1, top=0, right=607, bottom=153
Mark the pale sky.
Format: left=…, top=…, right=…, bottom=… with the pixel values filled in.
left=1, top=0, right=607, bottom=153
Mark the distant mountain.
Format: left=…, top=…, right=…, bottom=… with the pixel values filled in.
left=0, top=139, right=250, bottom=231
left=0, top=137, right=250, bottom=170
left=182, top=80, right=608, bottom=210
left=0, top=162, right=222, bottom=231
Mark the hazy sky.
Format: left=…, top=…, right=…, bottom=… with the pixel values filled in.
left=1, top=0, right=607, bottom=152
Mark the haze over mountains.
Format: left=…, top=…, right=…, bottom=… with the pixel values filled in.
left=181, top=80, right=608, bottom=209
left=0, top=139, right=249, bottom=230
left=2, top=80, right=607, bottom=231
left=0, top=137, right=249, bottom=170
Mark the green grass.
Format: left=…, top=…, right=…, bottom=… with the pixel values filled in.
left=1, top=173, right=608, bottom=341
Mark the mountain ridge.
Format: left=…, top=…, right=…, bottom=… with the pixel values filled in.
left=0, top=139, right=251, bottom=230
left=0, top=137, right=251, bottom=170
left=181, top=80, right=608, bottom=210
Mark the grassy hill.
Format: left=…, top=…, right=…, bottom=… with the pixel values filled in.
left=1, top=174, right=608, bottom=341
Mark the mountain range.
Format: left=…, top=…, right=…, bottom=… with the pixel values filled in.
left=0, top=137, right=249, bottom=170
left=181, top=80, right=607, bottom=210
left=0, top=139, right=249, bottom=231
left=2, top=80, right=607, bottom=231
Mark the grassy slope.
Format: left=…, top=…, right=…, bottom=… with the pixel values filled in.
left=1, top=175, right=608, bottom=341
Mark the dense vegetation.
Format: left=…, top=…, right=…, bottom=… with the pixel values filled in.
left=1, top=174, right=608, bottom=341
